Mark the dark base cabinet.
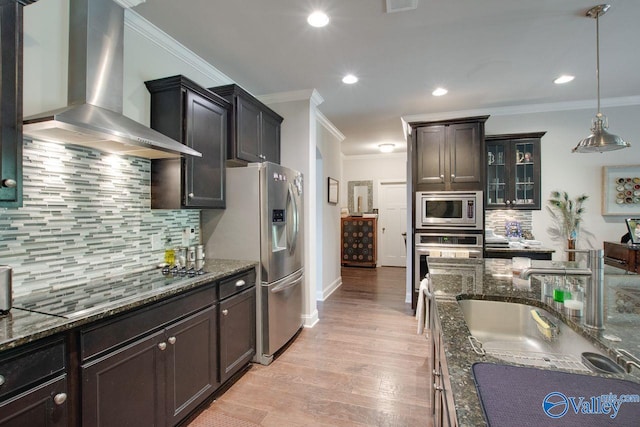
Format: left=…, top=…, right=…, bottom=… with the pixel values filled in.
left=220, top=287, right=256, bottom=383
left=0, top=338, right=68, bottom=427
left=80, top=285, right=220, bottom=427
left=219, top=270, right=256, bottom=383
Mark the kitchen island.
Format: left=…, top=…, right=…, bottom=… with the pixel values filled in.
left=428, top=257, right=640, bottom=426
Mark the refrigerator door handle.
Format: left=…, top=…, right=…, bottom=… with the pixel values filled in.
left=270, top=269, right=304, bottom=294
left=287, top=183, right=299, bottom=255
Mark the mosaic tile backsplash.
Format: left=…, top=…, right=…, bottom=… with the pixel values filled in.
left=485, top=210, right=533, bottom=237
left=0, top=139, right=201, bottom=297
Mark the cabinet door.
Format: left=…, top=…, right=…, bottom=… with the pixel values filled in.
left=260, top=112, right=281, bottom=164
left=486, top=134, right=542, bottom=210
left=184, top=90, right=227, bottom=208
left=235, top=97, right=262, bottom=163
left=82, top=330, right=166, bottom=427
left=165, top=306, right=219, bottom=425
left=219, top=287, right=256, bottom=383
left=415, top=126, right=447, bottom=188
left=0, top=1, right=24, bottom=207
left=447, top=122, right=482, bottom=188
left=511, top=138, right=540, bottom=209
left=0, top=376, right=67, bottom=427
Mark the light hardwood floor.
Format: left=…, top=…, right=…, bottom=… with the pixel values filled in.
left=188, top=267, right=432, bottom=427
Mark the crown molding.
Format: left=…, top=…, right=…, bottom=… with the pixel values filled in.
left=402, top=96, right=640, bottom=124
left=343, top=152, right=406, bottom=160
left=316, top=109, right=345, bottom=142
left=258, top=89, right=324, bottom=106
left=124, top=9, right=234, bottom=85
left=115, top=0, right=144, bottom=8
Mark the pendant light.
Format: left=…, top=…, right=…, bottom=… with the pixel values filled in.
left=572, top=4, right=630, bottom=153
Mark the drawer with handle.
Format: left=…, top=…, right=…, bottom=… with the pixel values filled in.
left=219, top=268, right=256, bottom=300
left=0, top=338, right=65, bottom=400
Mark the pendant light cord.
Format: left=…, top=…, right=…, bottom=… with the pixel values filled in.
left=596, top=12, right=601, bottom=115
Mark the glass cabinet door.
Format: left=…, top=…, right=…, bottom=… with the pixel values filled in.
left=486, top=143, right=506, bottom=206
left=514, top=141, right=535, bottom=206
left=485, top=133, right=544, bottom=210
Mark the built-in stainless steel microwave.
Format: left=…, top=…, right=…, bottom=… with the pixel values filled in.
left=416, top=191, right=483, bottom=230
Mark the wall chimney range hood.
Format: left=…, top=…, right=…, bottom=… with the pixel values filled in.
left=23, top=0, right=201, bottom=159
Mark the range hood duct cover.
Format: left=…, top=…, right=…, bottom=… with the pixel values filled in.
left=23, top=0, right=201, bottom=159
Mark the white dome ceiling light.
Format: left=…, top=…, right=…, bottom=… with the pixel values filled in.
left=378, top=143, right=395, bottom=153
left=432, top=87, right=448, bottom=96
left=554, top=75, right=575, bottom=84
left=342, top=74, right=359, bottom=84
left=307, top=11, right=329, bottom=28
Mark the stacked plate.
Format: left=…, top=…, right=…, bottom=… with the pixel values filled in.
left=615, top=177, right=640, bottom=204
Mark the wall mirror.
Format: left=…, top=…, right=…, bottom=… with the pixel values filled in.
left=347, top=180, right=373, bottom=213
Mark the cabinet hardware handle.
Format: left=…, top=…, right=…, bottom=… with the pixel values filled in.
left=168, top=336, right=176, bottom=345
left=451, top=174, right=455, bottom=178
left=432, top=369, right=441, bottom=376
left=222, top=309, right=229, bottom=316
left=506, top=200, right=511, bottom=205
left=188, top=193, right=194, bottom=199
left=434, top=383, right=443, bottom=391
left=53, top=393, right=67, bottom=405
left=1, top=179, right=17, bottom=188
left=235, top=279, right=245, bottom=287
left=158, top=342, right=167, bottom=350
left=439, top=174, right=444, bottom=179
left=0, top=375, right=5, bottom=386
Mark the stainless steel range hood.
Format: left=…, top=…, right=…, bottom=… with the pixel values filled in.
left=23, top=0, right=201, bottom=159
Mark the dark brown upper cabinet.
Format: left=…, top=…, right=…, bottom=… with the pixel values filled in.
left=411, top=116, right=488, bottom=192
left=485, top=132, right=545, bottom=210
left=209, top=84, right=283, bottom=166
left=1, top=0, right=37, bottom=207
left=145, top=75, right=231, bottom=209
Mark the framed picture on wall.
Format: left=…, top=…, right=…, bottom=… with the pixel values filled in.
left=602, top=165, right=640, bottom=215
left=328, top=177, right=339, bottom=204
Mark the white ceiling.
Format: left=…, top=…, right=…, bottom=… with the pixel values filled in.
left=132, top=0, right=640, bottom=155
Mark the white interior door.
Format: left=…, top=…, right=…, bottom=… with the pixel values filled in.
left=378, top=182, right=407, bottom=267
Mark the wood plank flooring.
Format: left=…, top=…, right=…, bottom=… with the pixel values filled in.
left=188, top=267, right=432, bottom=427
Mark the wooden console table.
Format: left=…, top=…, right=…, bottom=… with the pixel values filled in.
left=604, top=241, right=640, bottom=274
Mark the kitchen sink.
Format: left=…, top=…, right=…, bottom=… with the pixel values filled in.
left=458, top=299, right=622, bottom=374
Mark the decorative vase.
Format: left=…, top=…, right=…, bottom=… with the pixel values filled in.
left=567, top=238, right=576, bottom=261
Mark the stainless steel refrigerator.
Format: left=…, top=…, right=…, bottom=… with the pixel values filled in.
left=201, top=162, right=304, bottom=365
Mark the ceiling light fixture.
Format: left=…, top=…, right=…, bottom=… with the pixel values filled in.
left=554, top=75, right=575, bottom=84
left=432, top=87, right=448, bottom=96
left=342, top=74, right=358, bottom=84
left=378, top=143, right=395, bottom=153
left=307, top=11, right=329, bottom=27
left=573, top=4, right=630, bottom=153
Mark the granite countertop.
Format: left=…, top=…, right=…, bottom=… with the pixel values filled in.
left=484, top=245, right=555, bottom=253
left=0, top=259, right=257, bottom=352
left=428, top=257, right=640, bottom=426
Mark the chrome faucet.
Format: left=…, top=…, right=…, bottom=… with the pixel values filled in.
left=519, top=249, right=604, bottom=330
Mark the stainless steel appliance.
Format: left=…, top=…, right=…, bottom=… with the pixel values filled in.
left=23, top=0, right=200, bottom=159
left=415, top=190, right=482, bottom=230
left=414, top=232, right=483, bottom=295
left=201, top=162, right=304, bottom=365
left=0, top=266, right=12, bottom=313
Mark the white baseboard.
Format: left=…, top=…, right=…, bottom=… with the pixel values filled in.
left=302, top=309, right=319, bottom=328
left=316, top=276, right=342, bottom=301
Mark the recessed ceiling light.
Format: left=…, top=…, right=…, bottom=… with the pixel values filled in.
left=554, top=75, right=575, bottom=84
left=307, top=11, right=329, bottom=27
left=378, top=143, right=395, bottom=153
left=342, top=74, right=358, bottom=84
left=432, top=87, right=448, bottom=96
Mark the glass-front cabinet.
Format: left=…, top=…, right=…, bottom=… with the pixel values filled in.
left=486, top=132, right=545, bottom=210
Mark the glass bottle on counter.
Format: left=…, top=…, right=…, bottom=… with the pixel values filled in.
left=164, top=237, right=175, bottom=266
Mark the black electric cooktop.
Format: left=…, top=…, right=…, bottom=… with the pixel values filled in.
left=14, top=268, right=201, bottom=319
